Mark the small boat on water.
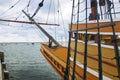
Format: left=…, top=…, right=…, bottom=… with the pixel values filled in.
left=23, top=0, right=120, bottom=80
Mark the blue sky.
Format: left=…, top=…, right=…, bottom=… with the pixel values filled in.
left=0, top=0, right=72, bottom=42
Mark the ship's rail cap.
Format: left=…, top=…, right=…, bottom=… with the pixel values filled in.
left=71, top=38, right=120, bottom=50
left=77, top=18, right=120, bottom=24
left=78, top=31, right=120, bottom=35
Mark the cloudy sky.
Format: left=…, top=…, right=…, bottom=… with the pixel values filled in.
left=0, top=0, right=120, bottom=42
left=0, top=0, right=72, bottom=42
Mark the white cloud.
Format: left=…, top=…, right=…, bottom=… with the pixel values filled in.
left=0, top=0, right=71, bottom=42
left=0, top=24, right=47, bottom=42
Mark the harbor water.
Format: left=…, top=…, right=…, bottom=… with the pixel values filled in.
left=0, top=42, right=61, bottom=80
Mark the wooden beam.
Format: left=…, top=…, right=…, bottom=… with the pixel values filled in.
left=0, top=19, right=60, bottom=26
left=22, top=10, right=61, bottom=47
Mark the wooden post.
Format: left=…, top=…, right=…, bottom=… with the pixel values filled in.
left=0, top=52, right=4, bottom=62
left=2, top=62, right=6, bottom=70
left=4, top=71, right=9, bottom=80
left=0, top=52, right=9, bottom=80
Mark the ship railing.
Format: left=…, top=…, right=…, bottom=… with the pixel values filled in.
left=70, top=23, right=114, bottom=32
left=64, top=0, right=120, bottom=80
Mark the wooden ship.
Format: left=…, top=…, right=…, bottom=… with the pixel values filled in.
left=40, top=0, right=120, bottom=80
left=1, top=0, right=119, bottom=80
left=22, top=0, right=120, bottom=80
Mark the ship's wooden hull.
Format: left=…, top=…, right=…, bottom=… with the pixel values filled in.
left=40, top=43, right=120, bottom=80
left=70, top=40, right=120, bottom=80
left=67, top=20, right=120, bottom=80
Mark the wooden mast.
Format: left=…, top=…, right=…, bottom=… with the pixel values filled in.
left=0, top=19, right=59, bottom=26
left=22, top=10, right=61, bottom=47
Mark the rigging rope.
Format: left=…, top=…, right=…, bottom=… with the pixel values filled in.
left=15, top=0, right=33, bottom=20
left=95, top=1, right=103, bottom=79
left=64, top=0, right=76, bottom=79
left=83, top=0, right=88, bottom=79
left=0, top=0, right=22, bottom=16
left=0, top=0, right=32, bottom=21
left=27, top=0, right=32, bottom=8
left=106, top=0, right=120, bottom=78
left=26, top=0, right=32, bottom=12
left=58, top=0, right=67, bottom=42
left=31, top=0, right=44, bottom=18
left=32, top=25, right=48, bottom=42
left=71, top=0, right=80, bottom=79
left=111, top=0, right=116, bottom=18
left=46, top=0, right=52, bottom=23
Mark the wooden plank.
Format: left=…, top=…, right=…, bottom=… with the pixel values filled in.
left=70, top=41, right=120, bottom=80
left=70, top=21, right=120, bottom=32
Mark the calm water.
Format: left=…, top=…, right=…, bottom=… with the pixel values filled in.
left=0, top=42, right=61, bottom=80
